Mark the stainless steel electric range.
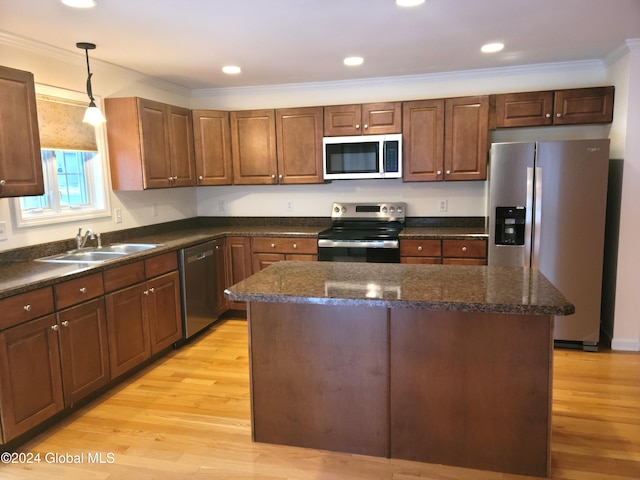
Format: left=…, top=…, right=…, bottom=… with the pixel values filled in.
left=317, top=202, right=406, bottom=263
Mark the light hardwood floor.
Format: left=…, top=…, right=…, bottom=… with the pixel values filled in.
left=1, top=317, right=639, bottom=480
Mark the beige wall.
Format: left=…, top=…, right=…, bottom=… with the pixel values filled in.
left=0, top=33, right=638, bottom=350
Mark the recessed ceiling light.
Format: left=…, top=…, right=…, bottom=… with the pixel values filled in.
left=396, top=0, right=426, bottom=7
left=222, top=65, right=241, bottom=75
left=61, top=0, right=97, bottom=8
left=344, top=56, right=364, bottom=66
left=481, top=42, right=505, bottom=53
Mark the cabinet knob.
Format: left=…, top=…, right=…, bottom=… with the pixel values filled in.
left=446, top=170, right=451, bottom=175
left=279, top=174, right=283, bottom=179
left=417, top=246, right=423, bottom=252
left=437, top=170, right=442, bottom=175
left=144, top=289, right=150, bottom=296
left=0, top=179, right=5, bottom=186
left=149, top=287, right=155, bottom=294
left=462, top=246, right=468, bottom=252
left=23, top=304, right=32, bottom=312
left=355, top=124, right=360, bottom=129
left=270, top=243, right=276, bottom=248
left=545, top=113, right=551, bottom=118
left=271, top=174, right=276, bottom=179
left=51, top=324, right=59, bottom=331
left=79, top=287, right=87, bottom=294
left=62, top=321, right=69, bottom=327
left=198, top=175, right=203, bottom=181
left=293, top=243, right=297, bottom=249
left=556, top=113, right=562, bottom=118
left=168, top=177, right=173, bottom=181
left=364, top=124, right=368, bottom=130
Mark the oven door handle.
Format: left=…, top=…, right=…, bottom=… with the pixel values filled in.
left=317, top=239, right=399, bottom=249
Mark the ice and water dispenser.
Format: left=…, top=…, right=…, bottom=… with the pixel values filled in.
left=494, top=207, right=526, bottom=245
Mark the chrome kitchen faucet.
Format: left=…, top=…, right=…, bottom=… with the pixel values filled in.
left=75, top=227, right=101, bottom=249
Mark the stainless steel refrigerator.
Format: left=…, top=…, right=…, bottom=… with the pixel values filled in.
left=488, top=139, right=609, bottom=351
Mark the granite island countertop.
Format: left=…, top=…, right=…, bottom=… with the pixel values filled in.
left=225, top=261, right=574, bottom=316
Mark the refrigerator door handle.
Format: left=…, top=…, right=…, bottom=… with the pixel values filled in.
left=525, top=167, right=534, bottom=267
left=532, top=166, right=543, bottom=268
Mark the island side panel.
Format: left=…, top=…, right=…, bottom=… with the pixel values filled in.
left=247, top=301, right=389, bottom=457
left=390, top=309, right=553, bottom=478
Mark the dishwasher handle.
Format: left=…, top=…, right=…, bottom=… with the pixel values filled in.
left=187, top=249, right=214, bottom=263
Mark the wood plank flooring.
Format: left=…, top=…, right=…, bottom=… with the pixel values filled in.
left=1, top=317, right=639, bottom=480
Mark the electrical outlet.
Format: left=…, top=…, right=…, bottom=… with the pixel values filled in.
left=438, top=199, right=448, bottom=213
left=114, top=208, right=122, bottom=224
left=0, top=221, right=7, bottom=241
left=286, top=200, right=294, bottom=212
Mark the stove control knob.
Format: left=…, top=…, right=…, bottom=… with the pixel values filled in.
left=397, top=206, right=403, bottom=213
left=341, top=206, right=347, bottom=213
left=389, top=207, right=395, bottom=213
left=334, top=206, right=340, bottom=213
left=382, top=206, right=388, bottom=213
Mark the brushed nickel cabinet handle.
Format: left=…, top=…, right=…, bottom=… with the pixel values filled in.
left=292, top=243, right=297, bottom=249
left=23, top=304, right=32, bottom=312
left=51, top=324, right=59, bottom=331
left=79, top=287, right=87, bottom=294
left=0, top=180, right=5, bottom=186
left=62, top=321, right=69, bottom=327
left=437, top=170, right=442, bottom=175
left=417, top=246, right=423, bottom=252
left=271, top=243, right=276, bottom=248
left=462, top=246, right=468, bottom=252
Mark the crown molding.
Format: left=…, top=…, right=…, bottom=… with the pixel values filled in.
left=0, top=30, right=190, bottom=97
left=191, top=59, right=606, bottom=99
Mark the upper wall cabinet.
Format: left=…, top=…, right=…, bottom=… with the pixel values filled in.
left=324, top=102, right=401, bottom=136
left=276, top=107, right=324, bottom=184
left=491, top=86, right=614, bottom=128
left=105, top=97, right=196, bottom=190
left=0, top=66, right=44, bottom=198
left=230, top=109, right=278, bottom=185
left=192, top=110, right=233, bottom=186
left=402, top=99, right=445, bottom=181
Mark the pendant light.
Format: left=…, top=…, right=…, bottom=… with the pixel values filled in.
left=76, top=42, right=106, bottom=126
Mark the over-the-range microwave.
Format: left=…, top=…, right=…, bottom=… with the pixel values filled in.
left=323, top=134, right=402, bottom=180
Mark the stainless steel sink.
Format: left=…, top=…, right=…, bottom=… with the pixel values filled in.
left=36, top=243, right=162, bottom=264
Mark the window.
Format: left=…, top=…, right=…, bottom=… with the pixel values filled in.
left=12, top=84, right=110, bottom=227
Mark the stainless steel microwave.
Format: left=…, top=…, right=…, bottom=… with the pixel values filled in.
left=323, top=134, right=402, bottom=180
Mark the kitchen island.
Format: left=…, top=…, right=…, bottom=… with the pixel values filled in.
left=225, top=261, right=574, bottom=478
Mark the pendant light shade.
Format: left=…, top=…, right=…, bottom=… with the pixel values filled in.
left=76, top=42, right=106, bottom=126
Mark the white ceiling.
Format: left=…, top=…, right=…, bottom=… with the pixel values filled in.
left=2, top=0, right=640, bottom=90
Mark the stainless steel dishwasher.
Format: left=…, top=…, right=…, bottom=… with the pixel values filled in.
left=179, top=239, right=221, bottom=339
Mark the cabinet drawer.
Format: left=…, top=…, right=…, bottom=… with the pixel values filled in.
left=54, top=273, right=104, bottom=310
left=252, top=237, right=317, bottom=254
left=145, top=252, right=178, bottom=278
left=401, top=257, right=442, bottom=265
left=400, top=239, right=441, bottom=257
left=103, top=260, right=145, bottom=292
left=0, top=287, right=55, bottom=330
left=442, top=239, right=487, bottom=258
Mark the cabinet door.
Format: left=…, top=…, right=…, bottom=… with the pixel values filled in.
left=362, top=102, right=402, bottom=135
left=105, top=283, right=151, bottom=378
left=253, top=252, right=285, bottom=273
left=231, top=109, right=278, bottom=184
left=444, top=96, right=489, bottom=181
left=224, top=236, right=252, bottom=310
left=493, top=91, right=554, bottom=128
left=138, top=98, right=172, bottom=189
left=553, top=86, right=614, bottom=125
left=276, top=107, right=324, bottom=184
left=0, top=315, right=63, bottom=442
left=147, top=271, right=182, bottom=354
left=402, top=99, right=445, bottom=181
left=57, top=298, right=110, bottom=405
left=167, top=105, right=196, bottom=187
left=0, top=66, right=44, bottom=197
left=323, top=104, right=362, bottom=136
left=192, top=110, right=232, bottom=185
left=215, top=239, right=228, bottom=315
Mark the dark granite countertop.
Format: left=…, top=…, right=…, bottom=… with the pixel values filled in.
left=0, top=220, right=487, bottom=300
left=225, top=261, right=574, bottom=316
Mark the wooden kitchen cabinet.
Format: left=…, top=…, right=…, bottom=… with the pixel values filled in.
left=57, top=297, right=110, bottom=405
left=0, top=65, right=44, bottom=198
left=275, top=107, right=324, bottom=184
left=214, top=239, right=228, bottom=315
left=444, top=96, right=489, bottom=181
left=252, top=236, right=317, bottom=272
left=0, top=314, right=63, bottom=443
left=402, top=99, right=445, bottom=181
left=225, top=236, right=253, bottom=310
left=104, top=97, right=196, bottom=190
left=491, top=86, right=614, bottom=128
left=324, top=102, right=401, bottom=136
left=442, top=238, right=487, bottom=265
left=400, top=239, right=442, bottom=264
left=105, top=253, right=181, bottom=378
left=192, top=109, right=233, bottom=185
left=230, top=109, right=278, bottom=184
